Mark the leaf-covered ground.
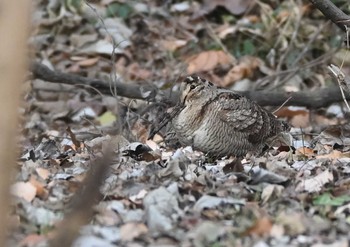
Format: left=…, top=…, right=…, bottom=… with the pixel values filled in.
left=12, top=0, right=350, bottom=246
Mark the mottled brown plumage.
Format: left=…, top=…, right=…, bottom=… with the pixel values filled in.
left=170, top=76, right=290, bottom=157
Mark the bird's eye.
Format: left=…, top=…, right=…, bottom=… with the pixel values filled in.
left=190, top=84, right=196, bottom=90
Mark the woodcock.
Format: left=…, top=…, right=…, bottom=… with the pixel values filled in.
left=171, top=76, right=290, bottom=157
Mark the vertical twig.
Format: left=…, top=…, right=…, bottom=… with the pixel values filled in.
left=328, top=64, right=350, bottom=112
left=83, top=0, right=124, bottom=134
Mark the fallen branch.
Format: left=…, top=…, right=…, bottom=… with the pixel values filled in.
left=239, top=87, right=350, bottom=109
left=31, top=62, right=157, bottom=101
left=30, top=62, right=349, bottom=108
left=309, top=0, right=350, bottom=32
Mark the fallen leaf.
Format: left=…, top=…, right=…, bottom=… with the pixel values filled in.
left=222, top=56, right=261, bottom=86
left=76, top=57, right=99, bottom=67
left=317, top=150, right=350, bottom=159
left=296, top=169, right=334, bottom=193
left=158, top=157, right=186, bottom=179
left=244, top=217, right=273, bottom=236
left=69, top=33, right=98, bottom=48
left=131, top=119, right=150, bottom=143
left=98, top=111, right=117, bottom=126
left=29, top=176, right=48, bottom=199
left=334, top=202, right=350, bottom=217
left=160, top=39, right=187, bottom=51
left=120, top=223, right=148, bottom=241
left=126, top=62, right=152, bottom=80
left=143, top=187, right=181, bottom=233
left=203, top=0, right=254, bottom=15
left=275, top=107, right=309, bottom=118
left=35, top=168, right=50, bottom=180
left=276, top=212, right=306, bottom=235
left=170, top=2, right=191, bottom=12
left=296, top=147, right=315, bottom=157
left=191, top=221, right=224, bottom=246
left=74, top=235, right=115, bottom=247
left=310, top=239, right=348, bottom=247
left=314, top=125, right=350, bottom=146
left=11, top=181, right=37, bottom=202
left=79, top=39, right=123, bottom=55
left=186, top=50, right=233, bottom=74
left=249, top=167, right=289, bottom=185
left=19, top=234, right=46, bottom=247
left=261, top=184, right=284, bottom=204
left=194, top=195, right=245, bottom=211
left=129, top=189, right=148, bottom=202
left=313, top=193, right=350, bottom=206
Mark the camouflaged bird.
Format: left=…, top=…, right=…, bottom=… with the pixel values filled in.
left=170, top=76, right=290, bottom=157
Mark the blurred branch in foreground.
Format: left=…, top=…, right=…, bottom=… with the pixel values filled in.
left=49, top=146, right=113, bottom=247
left=0, top=0, right=31, bottom=245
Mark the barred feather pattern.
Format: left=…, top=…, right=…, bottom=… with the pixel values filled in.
left=171, top=76, right=290, bottom=157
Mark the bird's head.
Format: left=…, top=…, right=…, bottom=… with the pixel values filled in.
left=179, top=75, right=215, bottom=105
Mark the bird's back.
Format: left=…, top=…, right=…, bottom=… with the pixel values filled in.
left=171, top=76, right=289, bottom=157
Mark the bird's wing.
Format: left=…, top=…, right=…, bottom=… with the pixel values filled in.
left=216, top=91, right=267, bottom=135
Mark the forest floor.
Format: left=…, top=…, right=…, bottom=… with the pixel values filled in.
left=10, top=0, right=350, bottom=246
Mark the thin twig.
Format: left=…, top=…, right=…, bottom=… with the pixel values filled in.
left=273, top=0, right=302, bottom=87
left=272, top=96, right=292, bottom=114
left=328, top=64, right=350, bottom=111
left=269, top=20, right=331, bottom=90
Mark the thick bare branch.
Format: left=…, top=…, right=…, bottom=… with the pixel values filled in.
left=309, top=0, right=350, bottom=32
left=31, top=62, right=157, bottom=101
left=30, top=62, right=349, bottom=108
left=239, top=87, right=349, bottom=109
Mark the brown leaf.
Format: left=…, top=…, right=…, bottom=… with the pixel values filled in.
left=291, top=115, right=310, bottom=128
left=11, top=182, right=36, bottom=202
left=19, top=234, right=46, bottom=247
left=296, top=147, right=315, bottom=157
left=120, top=223, right=148, bottom=241
left=275, top=107, right=309, bottom=118
left=76, top=57, right=99, bottom=67
left=35, top=168, right=50, bottom=180
left=160, top=39, right=187, bottom=52
left=244, top=217, right=273, bottom=236
left=186, top=50, right=233, bottom=74
left=316, top=150, right=350, bottom=159
left=222, top=56, right=261, bottom=87
left=29, top=176, right=48, bottom=200
left=127, top=63, right=152, bottom=80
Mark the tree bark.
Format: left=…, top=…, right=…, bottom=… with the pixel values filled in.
left=31, top=62, right=157, bottom=101
left=31, top=62, right=348, bottom=109
left=309, top=0, right=350, bottom=32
